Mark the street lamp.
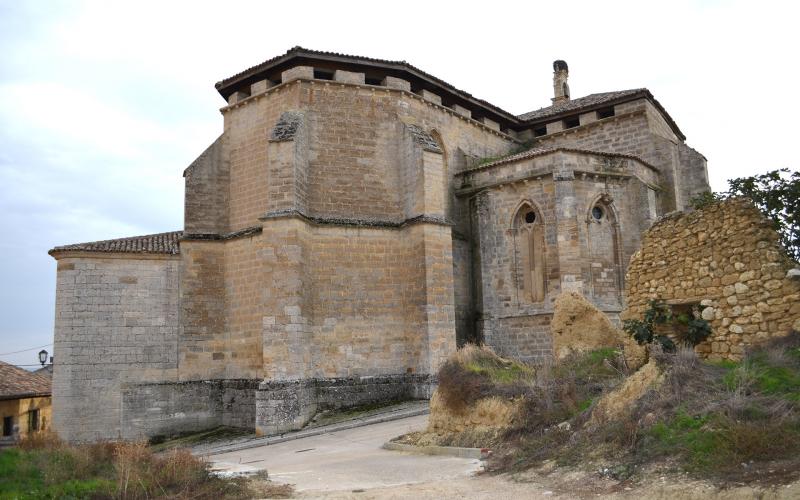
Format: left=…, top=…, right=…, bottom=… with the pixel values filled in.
left=38, top=349, right=48, bottom=366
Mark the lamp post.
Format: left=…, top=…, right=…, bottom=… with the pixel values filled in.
left=38, top=349, right=48, bottom=367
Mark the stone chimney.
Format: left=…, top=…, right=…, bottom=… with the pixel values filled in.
left=552, top=60, right=570, bottom=105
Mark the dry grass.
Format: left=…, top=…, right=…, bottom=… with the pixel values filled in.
left=434, top=334, right=800, bottom=486
left=493, top=334, right=800, bottom=485
left=3, top=433, right=294, bottom=499
left=436, top=344, right=535, bottom=412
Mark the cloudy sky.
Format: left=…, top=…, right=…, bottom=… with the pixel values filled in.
left=0, top=0, right=797, bottom=368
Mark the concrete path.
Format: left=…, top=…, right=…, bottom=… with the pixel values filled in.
left=194, top=400, right=429, bottom=456
left=206, top=414, right=483, bottom=493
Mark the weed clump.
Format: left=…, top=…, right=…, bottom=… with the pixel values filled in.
left=492, top=333, right=800, bottom=485
left=436, top=344, right=534, bottom=412
left=0, top=434, right=293, bottom=499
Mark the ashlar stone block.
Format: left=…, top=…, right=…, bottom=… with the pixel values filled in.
left=381, top=76, right=411, bottom=91
left=452, top=104, right=472, bottom=118
left=333, top=70, right=365, bottom=85
left=281, top=66, right=314, bottom=83
left=421, top=89, right=442, bottom=105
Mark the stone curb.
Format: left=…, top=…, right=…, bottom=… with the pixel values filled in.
left=382, top=441, right=490, bottom=460
left=200, top=407, right=430, bottom=456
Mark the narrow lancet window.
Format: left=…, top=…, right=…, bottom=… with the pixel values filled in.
left=514, top=204, right=546, bottom=302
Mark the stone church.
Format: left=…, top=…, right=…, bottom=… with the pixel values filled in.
left=49, top=47, right=709, bottom=441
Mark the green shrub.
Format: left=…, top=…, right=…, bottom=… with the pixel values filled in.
left=623, top=299, right=711, bottom=350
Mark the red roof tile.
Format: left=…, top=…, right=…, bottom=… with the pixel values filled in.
left=0, top=361, right=51, bottom=400
left=49, top=231, right=182, bottom=256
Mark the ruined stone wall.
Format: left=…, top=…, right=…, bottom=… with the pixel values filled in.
left=624, top=198, right=800, bottom=360
left=52, top=256, right=180, bottom=442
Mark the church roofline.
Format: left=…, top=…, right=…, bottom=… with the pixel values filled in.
left=215, top=46, right=521, bottom=129
left=216, top=47, right=686, bottom=141
left=518, top=89, right=685, bottom=141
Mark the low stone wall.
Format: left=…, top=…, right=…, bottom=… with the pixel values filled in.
left=122, top=379, right=259, bottom=440
left=479, top=315, right=553, bottom=364
left=255, top=374, right=431, bottom=436
left=624, top=198, right=800, bottom=360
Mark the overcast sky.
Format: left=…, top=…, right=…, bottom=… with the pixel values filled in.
left=1, top=0, right=798, bottom=368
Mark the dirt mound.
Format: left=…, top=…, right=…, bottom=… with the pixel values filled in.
left=428, top=391, right=520, bottom=434
left=551, top=291, right=646, bottom=368
left=589, top=359, right=663, bottom=425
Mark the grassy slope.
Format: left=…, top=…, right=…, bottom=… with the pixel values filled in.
left=434, top=336, right=800, bottom=485
left=0, top=436, right=291, bottom=499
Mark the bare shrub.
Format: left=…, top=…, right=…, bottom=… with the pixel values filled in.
left=436, top=344, right=533, bottom=412
left=18, top=431, right=63, bottom=451
left=436, top=359, right=487, bottom=412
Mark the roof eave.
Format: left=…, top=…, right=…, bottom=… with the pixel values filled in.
left=520, top=90, right=685, bottom=141
left=216, top=48, right=686, bottom=140
left=49, top=249, right=180, bottom=259
left=0, top=392, right=51, bottom=401
left=214, top=47, right=520, bottom=126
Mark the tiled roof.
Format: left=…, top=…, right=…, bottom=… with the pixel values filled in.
left=49, top=231, right=182, bottom=256
left=0, top=361, right=51, bottom=400
left=517, top=89, right=646, bottom=121
left=458, top=146, right=655, bottom=175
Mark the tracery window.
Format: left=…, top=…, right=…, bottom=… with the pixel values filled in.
left=513, top=203, right=546, bottom=303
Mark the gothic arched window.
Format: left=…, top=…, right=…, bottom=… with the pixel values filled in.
left=586, top=194, right=623, bottom=305
left=513, top=203, right=546, bottom=303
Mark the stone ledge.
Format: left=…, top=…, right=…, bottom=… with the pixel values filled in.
left=181, top=226, right=262, bottom=242
left=382, top=441, right=489, bottom=460
left=259, top=209, right=452, bottom=229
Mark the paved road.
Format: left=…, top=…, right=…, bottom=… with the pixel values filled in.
left=206, top=414, right=483, bottom=493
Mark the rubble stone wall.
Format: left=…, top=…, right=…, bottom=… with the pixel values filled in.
left=624, top=198, right=800, bottom=360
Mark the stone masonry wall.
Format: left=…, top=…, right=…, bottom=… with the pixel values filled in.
left=463, top=150, right=659, bottom=362
left=215, top=78, right=515, bottom=367
left=624, top=198, right=800, bottom=360
left=52, top=256, right=180, bottom=442
left=255, top=374, right=430, bottom=436
left=257, top=218, right=456, bottom=381
left=184, top=136, right=228, bottom=235
left=224, top=82, right=301, bottom=232
left=121, top=379, right=260, bottom=440
left=534, top=99, right=709, bottom=213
